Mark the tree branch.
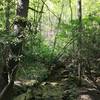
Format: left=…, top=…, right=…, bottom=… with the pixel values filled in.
left=28, top=7, right=44, bottom=13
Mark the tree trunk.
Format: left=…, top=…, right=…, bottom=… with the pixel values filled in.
left=5, top=0, right=10, bottom=33
left=77, top=0, right=82, bottom=29
left=77, top=0, right=82, bottom=86
left=0, top=0, right=10, bottom=94
left=0, top=0, right=29, bottom=100
left=69, top=0, right=73, bottom=21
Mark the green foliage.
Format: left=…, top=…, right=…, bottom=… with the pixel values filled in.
left=17, top=62, right=48, bottom=81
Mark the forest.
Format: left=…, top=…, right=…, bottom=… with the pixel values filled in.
left=0, top=0, right=100, bottom=100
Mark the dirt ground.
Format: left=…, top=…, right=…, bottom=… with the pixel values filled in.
left=78, top=88, right=100, bottom=100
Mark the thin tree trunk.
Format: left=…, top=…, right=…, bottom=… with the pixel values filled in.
left=78, top=0, right=82, bottom=30
left=5, top=1, right=10, bottom=33
left=69, top=0, right=73, bottom=21
left=77, top=0, right=82, bottom=86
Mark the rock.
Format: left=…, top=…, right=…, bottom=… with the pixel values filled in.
left=78, top=94, right=92, bottom=100
left=14, top=79, right=38, bottom=87
left=41, top=82, right=58, bottom=86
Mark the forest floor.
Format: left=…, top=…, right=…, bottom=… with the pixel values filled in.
left=14, top=77, right=100, bottom=100
left=77, top=87, right=100, bottom=100
left=14, top=62, right=100, bottom=100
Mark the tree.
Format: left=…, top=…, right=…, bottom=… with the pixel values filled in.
left=0, top=0, right=29, bottom=100
left=77, top=0, right=82, bottom=86
left=5, top=0, right=10, bottom=33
